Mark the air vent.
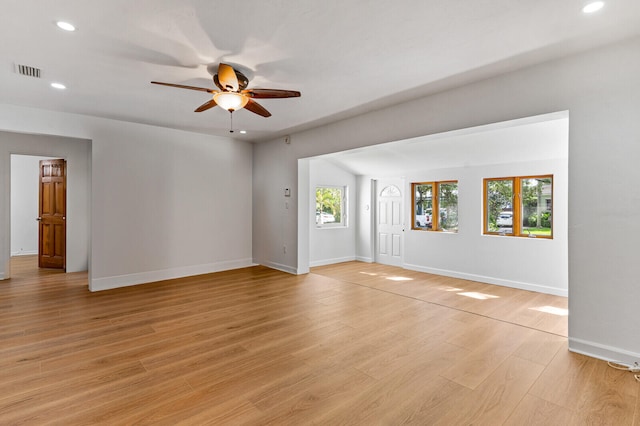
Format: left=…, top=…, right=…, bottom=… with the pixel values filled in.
left=15, top=64, right=42, bottom=78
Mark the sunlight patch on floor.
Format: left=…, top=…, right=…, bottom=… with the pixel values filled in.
left=384, top=276, right=413, bottom=282
left=457, top=292, right=500, bottom=300
left=439, top=286, right=464, bottom=292
left=530, top=305, right=568, bottom=316
left=357, top=271, right=413, bottom=281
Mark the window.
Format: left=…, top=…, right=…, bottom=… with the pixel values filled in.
left=485, top=178, right=513, bottom=233
left=316, top=186, right=346, bottom=227
left=484, top=175, right=553, bottom=238
left=412, top=181, right=458, bottom=232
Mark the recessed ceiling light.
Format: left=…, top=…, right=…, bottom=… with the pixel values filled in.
left=56, top=21, right=76, bottom=31
left=51, top=82, right=66, bottom=90
left=240, top=130, right=247, bottom=134
left=582, top=1, right=604, bottom=14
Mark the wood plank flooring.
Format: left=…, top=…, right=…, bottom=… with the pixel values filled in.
left=1, top=256, right=638, bottom=425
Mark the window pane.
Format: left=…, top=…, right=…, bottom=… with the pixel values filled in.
left=438, top=182, right=458, bottom=232
left=486, top=179, right=513, bottom=233
left=413, top=183, right=433, bottom=229
left=316, top=187, right=343, bottom=226
left=521, top=177, right=552, bottom=237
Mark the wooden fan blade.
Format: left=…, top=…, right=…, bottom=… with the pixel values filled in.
left=217, top=63, right=239, bottom=91
left=151, top=81, right=214, bottom=93
left=194, top=98, right=218, bottom=112
left=242, top=89, right=301, bottom=99
left=244, top=99, right=271, bottom=117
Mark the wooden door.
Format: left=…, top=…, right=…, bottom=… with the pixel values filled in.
left=376, top=180, right=404, bottom=267
left=38, top=159, right=66, bottom=269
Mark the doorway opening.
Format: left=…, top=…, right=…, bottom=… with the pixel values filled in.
left=1, top=131, right=91, bottom=284
left=10, top=154, right=65, bottom=276
left=300, top=111, right=568, bottom=298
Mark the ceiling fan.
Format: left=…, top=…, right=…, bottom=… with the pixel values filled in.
left=151, top=63, right=301, bottom=122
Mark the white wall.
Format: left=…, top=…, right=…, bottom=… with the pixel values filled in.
left=89, top=122, right=253, bottom=291
left=253, top=36, right=640, bottom=365
left=308, top=159, right=356, bottom=266
left=0, top=105, right=253, bottom=291
left=254, top=136, right=298, bottom=273
left=11, top=155, right=58, bottom=256
left=1, top=132, right=91, bottom=277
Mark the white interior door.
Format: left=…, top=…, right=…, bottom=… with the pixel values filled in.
left=375, top=179, right=403, bottom=267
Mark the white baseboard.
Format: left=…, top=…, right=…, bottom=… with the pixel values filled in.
left=11, top=250, right=37, bottom=256
left=403, top=263, right=568, bottom=297
left=355, top=256, right=373, bottom=263
left=309, top=256, right=356, bottom=268
left=569, top=337, right=640, bottom=367
left=90, top=258, right=256, bottom=292
left=260, top=260, right=298, bottom=275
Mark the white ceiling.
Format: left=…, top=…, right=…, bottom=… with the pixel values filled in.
left=1, top=1, right=640, bottom=142
left=317, top=112, right=569, bottom=177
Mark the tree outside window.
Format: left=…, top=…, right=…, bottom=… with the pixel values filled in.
left=412, top=181, right=458, bottom=232
left=521, top=177, right=552, bottom=236
left=316, top=186, right=346, bottom=227
left=485, top=179, right=513, bottom=233
left=438, top=182, right=459, bottom=232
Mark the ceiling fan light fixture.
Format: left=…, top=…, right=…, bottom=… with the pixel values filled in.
left=213, top=92, right=248, bottom=112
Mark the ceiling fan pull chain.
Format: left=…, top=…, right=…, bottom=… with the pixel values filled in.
left=229, top=110, right=234, bottom=133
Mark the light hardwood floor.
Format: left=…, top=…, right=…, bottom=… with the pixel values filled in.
left=1, top=256, right=638, bottom=425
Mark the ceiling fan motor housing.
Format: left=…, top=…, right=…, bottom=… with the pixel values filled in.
left=214, top=69, right=249, bottom=91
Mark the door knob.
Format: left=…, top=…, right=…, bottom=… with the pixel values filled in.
left=36, top=217, right=42, bottom=221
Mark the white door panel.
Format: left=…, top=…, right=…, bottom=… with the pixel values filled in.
left=392, top=234, right=401, bottom=257
left=392, top=201, right=401, bottom=225
left=379, top=232, right=388, bottom=255
left=379, top=201, right=388, bottom=224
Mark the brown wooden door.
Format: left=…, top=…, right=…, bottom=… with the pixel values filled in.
left=38, top=159, right=66, bottom=269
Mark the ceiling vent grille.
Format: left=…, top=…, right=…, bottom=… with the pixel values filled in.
left=15, top=64, right=42, bottom=78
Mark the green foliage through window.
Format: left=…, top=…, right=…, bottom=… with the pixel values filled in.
left=486, top=179, right=513, bottom=233
left=412, top=181, right=458, bottom=232
left=316, top=186, right=345, bottom=226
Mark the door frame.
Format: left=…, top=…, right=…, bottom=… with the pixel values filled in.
left=1, top=131, right=91, bottom=281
